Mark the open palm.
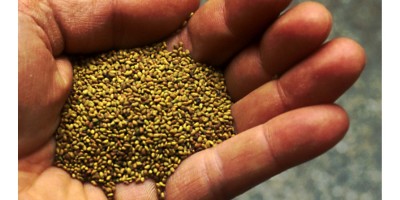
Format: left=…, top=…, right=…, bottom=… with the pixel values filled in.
left=18, top=0, right=365, bottom=199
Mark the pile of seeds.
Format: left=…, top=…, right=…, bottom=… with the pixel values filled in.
left=54, top=42, right=235, bottom=199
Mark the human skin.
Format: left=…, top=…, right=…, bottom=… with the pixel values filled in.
left=18, top=0, right=365, bottom=199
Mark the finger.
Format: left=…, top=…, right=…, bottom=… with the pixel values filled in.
left=18, top=13, right=73, bottom=158
left=19, top=139, right=55, bottom=174
left=46, top=0, right=199, bottom=53
left=232, top=38, right=366, bottom=132
left=225, top=2, right=332, bottom=101
left=84, top=184, right=108, bottom=200
left=165, top=105, right=349, bottom=200
left=115, top=180, right=158, bottom=200
left=19, top=167, right=105, bottom=200
left=18, top=58, right=72, bottom=158
left=19, top=139, right=55, bottom=194
left=168, top=0, right=291, bottom=65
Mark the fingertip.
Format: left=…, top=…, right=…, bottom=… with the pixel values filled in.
left=281, top=1, right=332, bottom=37
left=330, top=37, right=367, bottom=75
left=309, top=104, right=350, bottom=145
left=266, top=105, right=350, bottom=169
left=300, top=1, right=333, bottom=38
left=300, top=1, right=332, bottom=25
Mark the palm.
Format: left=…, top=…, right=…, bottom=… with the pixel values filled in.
left=18, top=0, right=365, bottom=199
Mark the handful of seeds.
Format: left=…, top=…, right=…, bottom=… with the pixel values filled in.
left=54, top=42, right=235, bottom=199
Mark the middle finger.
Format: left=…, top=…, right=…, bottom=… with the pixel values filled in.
left=168, top=0, right=291, bottom=66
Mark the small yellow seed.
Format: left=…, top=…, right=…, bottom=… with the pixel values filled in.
left=55, top=42, right=235, bottom=200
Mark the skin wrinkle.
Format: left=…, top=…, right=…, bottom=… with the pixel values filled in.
left=18, top=12, right=52, bottom=56
left=139, top=182, right=157, bottom=200
left=274, top=79, right=291, bottom=112
left=38, top=0, right=64, bottom=55
left=203, top=148, right=227, bottom=200
left=48, top=0, right=108, bottom=52
left=19, top=2, right=51, bottom=53
left=115, top=181, right=158, bottom=200
left=230, top=126, right=280, bottom=196
left=261, top=122, right=284, bottom=173
left=47, top=0, right=200, bottom=53
left=20, top=0, right=64, bottom=55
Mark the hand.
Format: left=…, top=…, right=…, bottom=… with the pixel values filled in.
left=18, top=0, right=365, bottom=199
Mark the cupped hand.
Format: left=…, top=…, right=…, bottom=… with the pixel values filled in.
left=18, top=0, right=365, bottom=199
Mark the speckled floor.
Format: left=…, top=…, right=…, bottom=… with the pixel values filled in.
left=200, top=0, right=382, bottom=199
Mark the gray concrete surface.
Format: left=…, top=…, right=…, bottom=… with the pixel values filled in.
left=201, top=0, right=381, bottom=199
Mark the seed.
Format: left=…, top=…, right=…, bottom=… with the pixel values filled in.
left=54, top=42, right=235, bottom=200
left=160, top=192, right=165, bottom=199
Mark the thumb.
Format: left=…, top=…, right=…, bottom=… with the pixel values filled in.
left=18, top=56, right=73, bottom=158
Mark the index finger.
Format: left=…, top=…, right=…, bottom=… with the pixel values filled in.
left=165, top=105, right=349, bottom=200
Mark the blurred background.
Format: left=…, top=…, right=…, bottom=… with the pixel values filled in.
left=200, top=0, right=382, bottom=199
